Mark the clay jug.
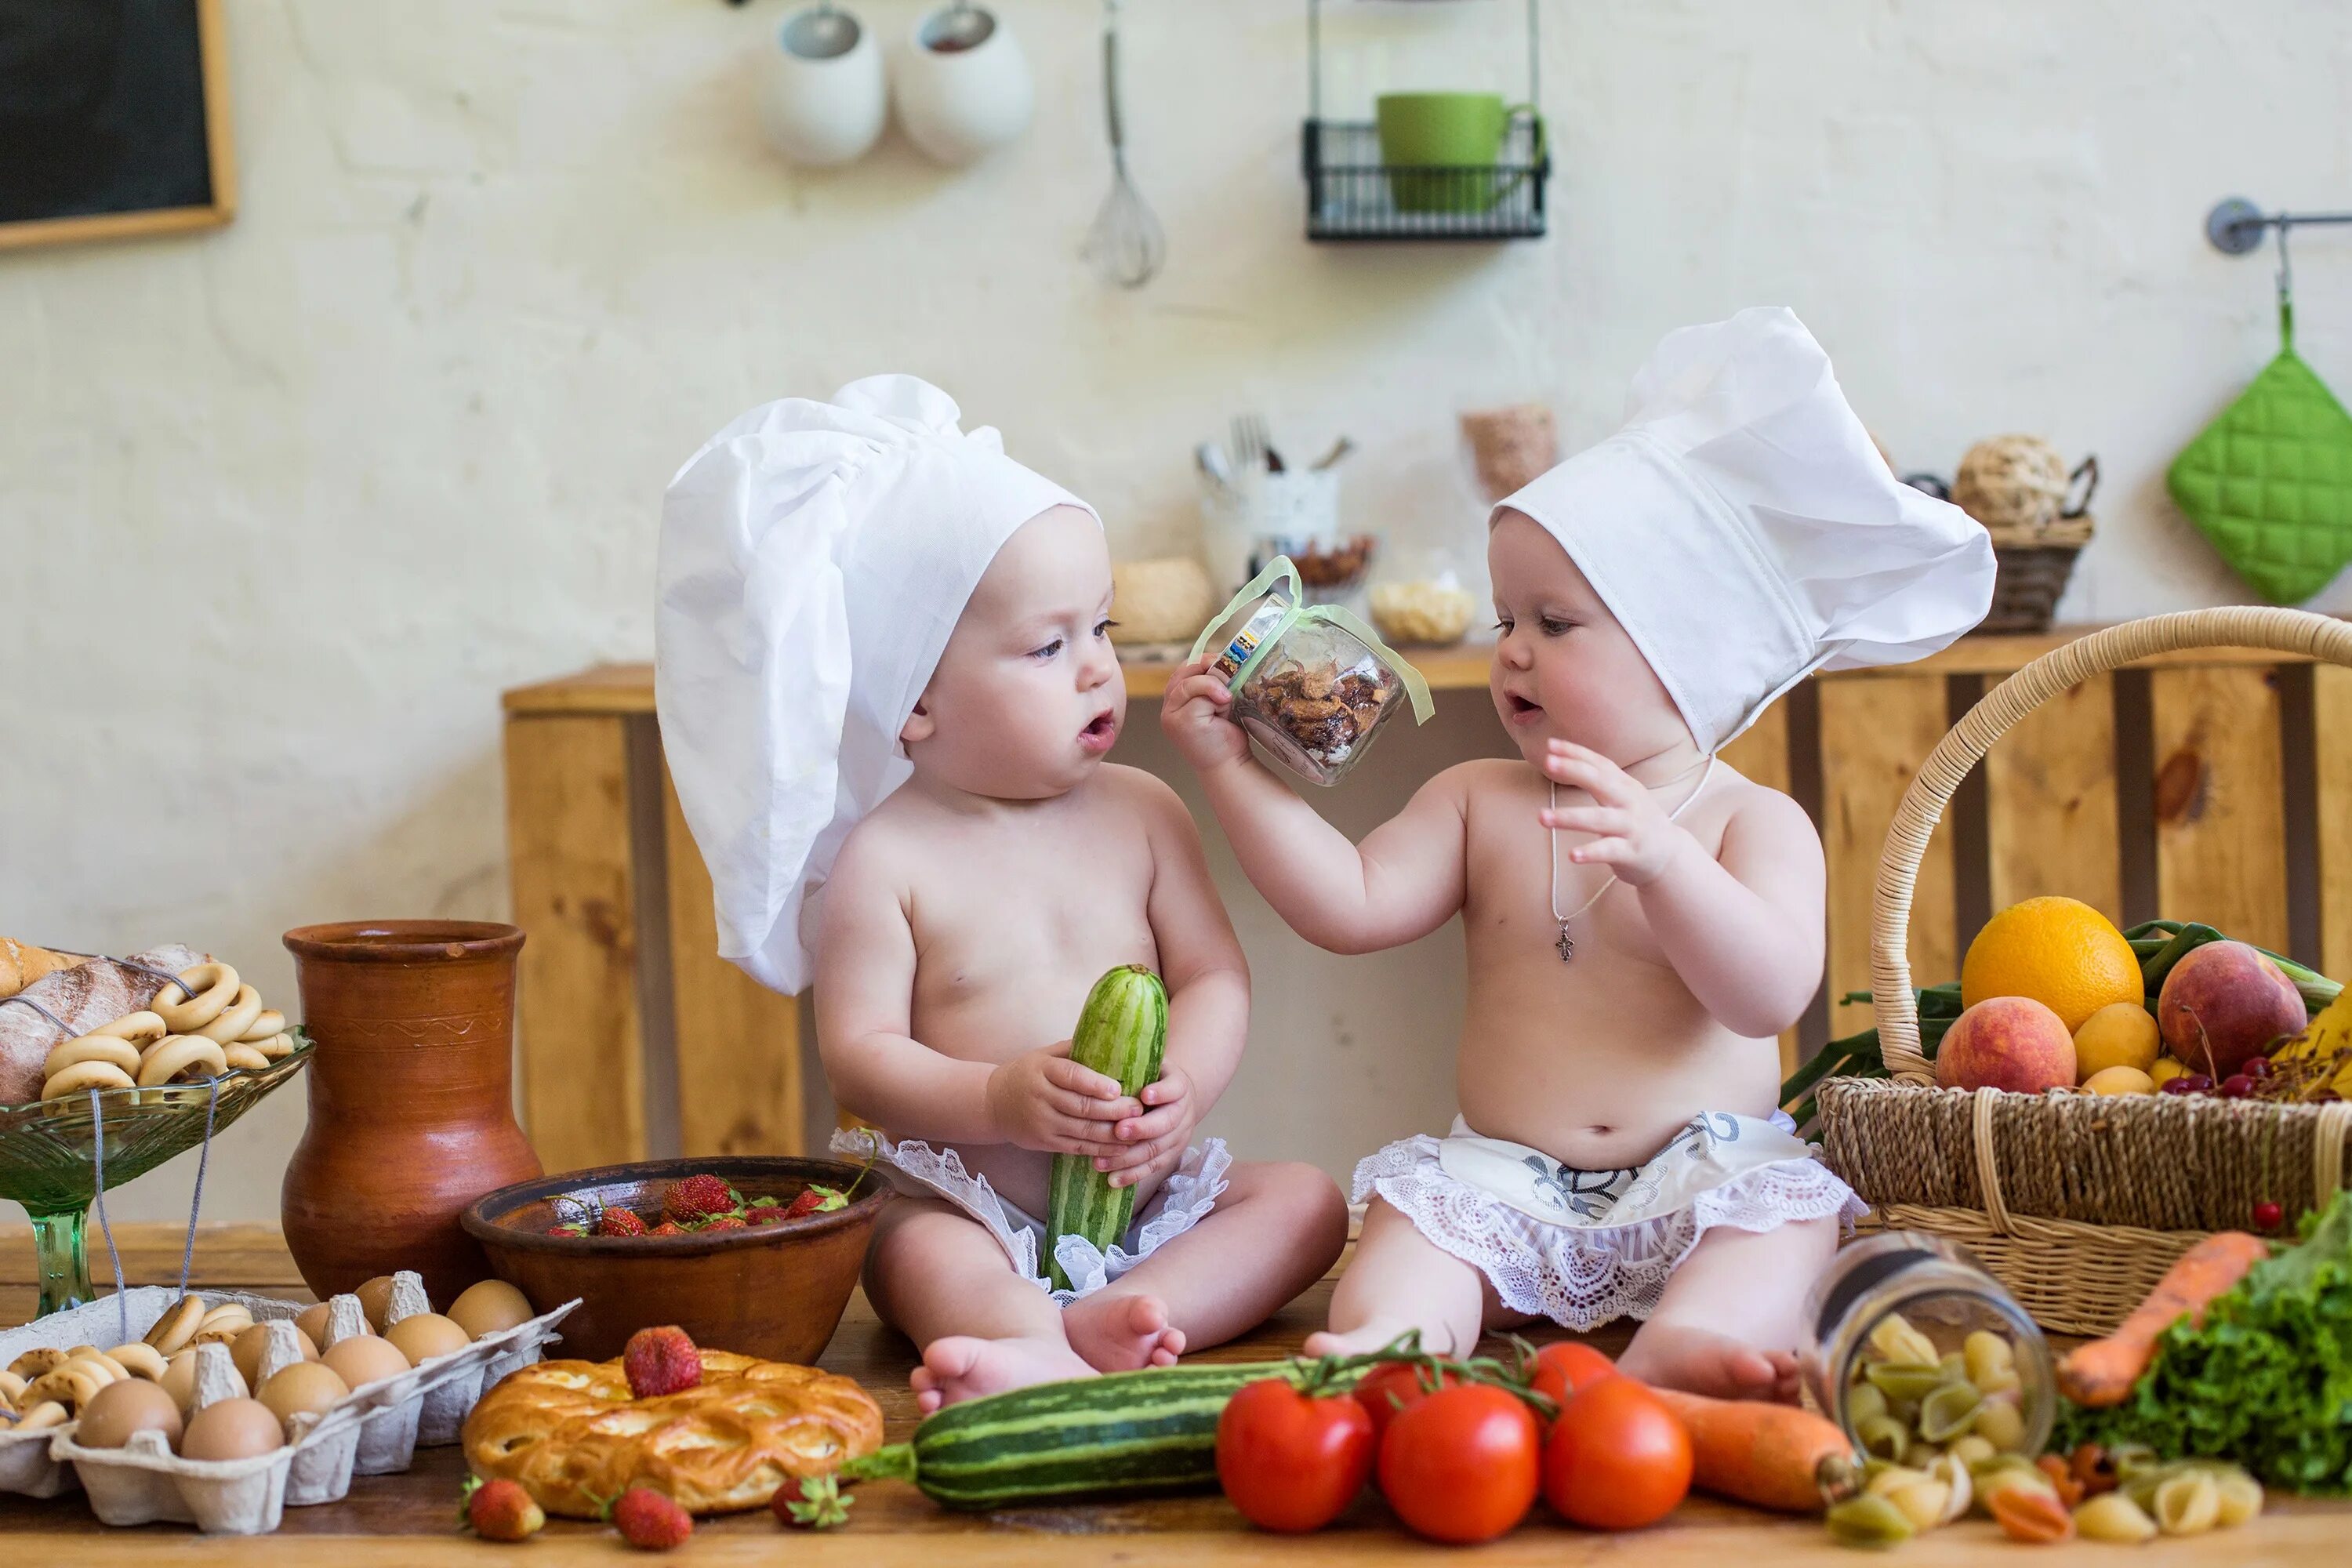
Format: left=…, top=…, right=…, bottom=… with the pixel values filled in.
left=280, top=921, right=541, bottom=1306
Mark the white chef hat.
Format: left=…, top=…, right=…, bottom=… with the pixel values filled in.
left=1492, top=307, right=1994, bottom=753
left=655, top=375, right=1098, bottom=993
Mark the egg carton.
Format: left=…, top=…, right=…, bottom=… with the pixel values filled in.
left=51, top=1397, right=365, bottom=1534
left=0, top=1286, right=299, bottom=1501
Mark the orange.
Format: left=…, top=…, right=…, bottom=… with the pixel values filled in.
left=2072, top=1001, right=2161, bottom=1081
left=1960, top=897, right=2143, bottom=1033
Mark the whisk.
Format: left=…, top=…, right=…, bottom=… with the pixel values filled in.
left=1083, top=0, right=1164, bottom=289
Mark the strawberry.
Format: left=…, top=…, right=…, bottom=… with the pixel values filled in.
left=461, top=1475, right=546, bottom=1541
left=749, top=1205, right=791, bottom=1226
left=662, top=1174, right=739, bottom=1225
left=597, top=1207, right=650, bottom=1238
left=647, top=1220, right=684, bottom=1236
left=623, top=1326, right=702, bottom=1399
left=609, top=1486, right=693, bottom=1552
left=698, top=1214, right=749, bottom=1232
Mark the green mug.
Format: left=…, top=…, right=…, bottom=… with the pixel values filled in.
left=1374, top=92, right=1545, bottom=214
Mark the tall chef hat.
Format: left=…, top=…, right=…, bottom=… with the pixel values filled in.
left=1492, top=307, right=1996, bottom=753
left=656, top=375, right=1099, bottom=993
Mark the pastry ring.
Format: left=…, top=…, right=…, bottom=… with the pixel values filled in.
left=238, top=1009, right=286, bottom=1044
left=194, top=985, right=265, bottom=1044
left=42, top=1060, right=136, bottom=1100
left=92, top=1011, right=168, bottom=1046
left=136, top=1035, right=228, bottom=1087
left=44, top=1034, right=142, bottom=1080
left=223, top=1042, right=270, bottom=1073
left=154, top=964, right=239, bottom=1032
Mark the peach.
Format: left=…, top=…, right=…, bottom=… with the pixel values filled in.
left=2155, top=941, right=2307, bottom=1080
left=1936, top=996, right=2077, bottom=1094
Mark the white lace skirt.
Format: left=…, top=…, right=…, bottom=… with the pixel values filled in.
left=832, top=1127, right=1231, bottom=1306
left=1351, top=1112, right=1865, bottom=1330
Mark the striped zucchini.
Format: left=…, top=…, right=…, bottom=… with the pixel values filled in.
left=1044, top=965, right=1168, bottom=1290
left=840, top=1360, right=1311, bottom=1509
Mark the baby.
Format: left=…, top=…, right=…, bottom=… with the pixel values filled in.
left=658, top=376, right=1346, bottom=1411
left=1163, top=310, right=1994, bottom=1398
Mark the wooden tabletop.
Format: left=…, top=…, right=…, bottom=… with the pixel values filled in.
left=2, top=1226, right=2343, bottom=1563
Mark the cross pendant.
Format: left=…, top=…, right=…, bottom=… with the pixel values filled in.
left=1555, top=924, right=1575, bottom=962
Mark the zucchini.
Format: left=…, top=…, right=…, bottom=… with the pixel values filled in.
left=1044, top=965, right=1168, bottom=1290
left=840, top=1360, right=1308, bottom=1509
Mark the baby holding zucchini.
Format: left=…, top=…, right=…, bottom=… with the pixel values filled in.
left=1164, top=310, right=1995, bottom=1398
left=659, top=376, right=1347, bottom=1411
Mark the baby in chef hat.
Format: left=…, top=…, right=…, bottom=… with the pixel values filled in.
left=1163, top=309, right=1995, bottom=1398
left=659, top=376, right=1346, bottom=1411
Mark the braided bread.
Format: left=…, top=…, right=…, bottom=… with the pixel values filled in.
left=462, top=1352, right=882, bottom=1517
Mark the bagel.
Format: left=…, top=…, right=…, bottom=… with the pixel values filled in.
left=146, top=1296, right=207, bottom=1355
left=197, top=1305, right=252, bottom=1335
left=70, top=1350, right=129, bottom=1382
left=222, top=1042, right=270, bottom=1073
left=238, top=1009, right=286, bottom=1044
left=0, top=1371, right=24, bottom=1406
left=106, top=1343, right=168, bottom=1381
left=255, top=1032, right=296, bottom=1059
left=13, top=1403, right=66, bottom=1432
left=136, top=1034, right=228, bottom=1087
left=194, top=985, right=265, bottom=1044
left=44, top=1033, right=141, bottom=1076
left=29, top=1363, right=109, bottom=1410
left=153, top=963, right=238, bottom=1032
left=7, top=1349, right=67, bottom=1381
left=91, top=1010, right=169, bottom=1046
left=42, top=1060, right=136, bottom=1100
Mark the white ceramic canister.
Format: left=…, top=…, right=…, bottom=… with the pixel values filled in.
left=758, top=4, right=888, bottom=168
left=895, top=3, right=1034, bottom=166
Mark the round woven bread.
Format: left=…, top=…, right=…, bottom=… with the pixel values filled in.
left=461, top=1350, right=883, bottom=1517
left=1110, top=557, right=1217, bottom=647
left=1952, top=434, right=2071, bottom=537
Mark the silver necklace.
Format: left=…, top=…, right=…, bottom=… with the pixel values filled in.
left=1547, top=756, right=1715, bottom=961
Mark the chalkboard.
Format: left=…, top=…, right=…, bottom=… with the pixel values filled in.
left=0, top=0, right=235, bottom=251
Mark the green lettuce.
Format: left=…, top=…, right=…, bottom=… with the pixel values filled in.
left=2057, top=1189, right=2352, bottom=1494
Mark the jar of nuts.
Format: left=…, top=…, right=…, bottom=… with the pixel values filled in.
left=1187, top=558, right=1434, bottom=786
left=1802, top=1232, right=2057, bottom=1473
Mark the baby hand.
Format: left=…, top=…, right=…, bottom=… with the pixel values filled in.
left=1538, top=739, right=1700, bottom=887
left=1160, top=658, right=1250, bottom=772
left=985, top=1043, right=1143, bottom=1157
left=1092, top=1065, right=1196, bottom=1189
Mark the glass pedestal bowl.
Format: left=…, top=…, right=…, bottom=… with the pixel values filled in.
left=0, top=1039, right=311, bottom=1316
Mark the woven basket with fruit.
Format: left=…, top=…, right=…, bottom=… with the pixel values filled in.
left=1801, top=609, right=2352, bottom=1337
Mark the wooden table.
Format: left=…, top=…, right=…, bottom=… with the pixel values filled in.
left=2, top=1227, right=2343, bottom=1563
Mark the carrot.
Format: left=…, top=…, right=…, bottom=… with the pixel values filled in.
left=2056, top=1230, right=2270, bottom=1407
left=1649, top=1386, right=1859, bottom=1513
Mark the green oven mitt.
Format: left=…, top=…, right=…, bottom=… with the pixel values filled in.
left=2169, top=299, right=2352, bottom=603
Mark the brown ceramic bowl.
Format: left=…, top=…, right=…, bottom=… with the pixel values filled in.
left=459, top=1156, right=889, bottom=1364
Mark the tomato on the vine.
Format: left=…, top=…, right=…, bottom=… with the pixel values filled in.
left=1351, top=1360, right=1459, bottom=1450
left=1529, top=1341, right=1617, bottom=1417
left=1377, top=1383, right=1541, bottom=1544
left=1216, top=1377, right=1375, bottom=1533
left=1541, top=1376, right=1692, bottom=1530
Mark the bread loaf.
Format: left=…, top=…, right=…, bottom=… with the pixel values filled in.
left=0, top=938, right=82, bottom=1000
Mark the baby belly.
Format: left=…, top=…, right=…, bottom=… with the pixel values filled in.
left=1454, top=1025, right=1784, bottom=1171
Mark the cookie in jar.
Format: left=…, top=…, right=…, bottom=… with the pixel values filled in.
left=1185, top=558, right=1432, bottom=786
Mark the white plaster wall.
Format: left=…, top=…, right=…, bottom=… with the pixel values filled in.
left=7, top=0, right=2352, bottom=1222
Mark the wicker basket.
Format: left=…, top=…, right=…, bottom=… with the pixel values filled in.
left=1982, top=515, right=2093, bottom=634
left=1817, top=608, right=2352, bottom=1335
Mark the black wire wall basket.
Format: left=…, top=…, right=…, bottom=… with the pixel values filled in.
left=1304, top=0, right=1552, bottom=242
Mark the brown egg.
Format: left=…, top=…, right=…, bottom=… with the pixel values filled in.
left=230, top=1323, right=318, bottom=1389
left=257, top=1362, right=350, bottom=1426
left=448, top=1279, right=534, bottom=1340
left=76, top=1378, right=183, bottom=1450
left=383, top=1312, right=470, bottom=1367
left=355, top=1276, right=398, bottom=1332
left=160, top=1349, right=246, bottom=1415
left=294, top=1301, right=333, bottom=1348
left=180, top=1397, right=285, bottom=1461
left=321, top=1334, right=411, bottom=1392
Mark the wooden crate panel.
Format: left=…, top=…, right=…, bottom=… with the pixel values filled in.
left=1820, top=675, right=1958, bottom=1033
left=661, top=761, right=805, bottom=1157
left=504, top=713, right=647, bottom=1171
left=1984, top=673, right=2122, bottom=924
left=2151, top=666, right=2289, bottom=951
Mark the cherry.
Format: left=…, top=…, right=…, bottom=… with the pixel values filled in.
left=2159, top=1076, right=2199, bottom=1096
left=2314, top=1089, right=2343, bottom=1103
left=2252, top=1200, right=2284, bottom=1232
left=2242, top=1056, right=2272, bottom=1078
left=2220, top=1074, right=2257, bottom=1098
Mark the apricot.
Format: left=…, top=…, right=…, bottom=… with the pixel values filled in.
left=1936, top=997, right=2077, bottom=1094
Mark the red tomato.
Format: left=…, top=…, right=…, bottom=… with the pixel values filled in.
left=1529, top=1341, right=1618, bottom=1416
left=1377, top=1384, right=1541, bottom=1544
left=1351, top=1361, right=1458, bottom=1450
left=1216, top=1377, right=1375, bottom=1533
left=1541, top=1377, right=1693, bottom=1530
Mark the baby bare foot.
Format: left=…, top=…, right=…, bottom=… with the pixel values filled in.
left=910, top=1334, right=1095, bottom=1414
left=1619, top=1324, right=1795, bottom=1401
left=1063, top=1291, right=1185, bottom=1373
left=1303, top=1319, right=1459, bottom=1359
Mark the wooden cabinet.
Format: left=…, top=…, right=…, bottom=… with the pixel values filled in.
left=502, top=633, right=2352, bottom=1173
